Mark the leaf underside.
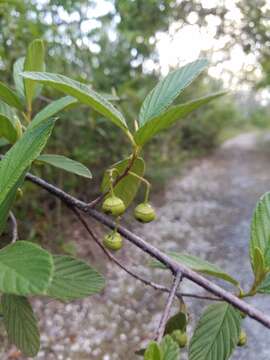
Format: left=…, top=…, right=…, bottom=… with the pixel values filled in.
left=2, top=294, right=40, bottom=357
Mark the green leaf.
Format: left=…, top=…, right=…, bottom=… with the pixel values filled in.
left=160, top=335, right=180, bottom=360
left=0, top=117, right=55, bottom=233
left=0, top=118, right=55, bottom=203
left=253, top=247, right=267, bottom=284
left=0, top=100, right=17, bottom=119
left=189, top=302, right=241, bottom=360
left=0, top=241, right=53, bottom=295
left=258, top=273, right=270, bottom=293
left=0, top=81, right=24, bottom=111
left=13, top=57, right=25, bottom=101
left=0, top=100, right=22, bottom=143
left=0, top=138, right=9, bottom=147
left=144, top=342, right=163, bottom=360
left=24, top=39, right=45, bottom=109
left=0, top=114, right=20, bottom=143
left=37, top=154, right=92, bottom=178
left=0, top=172, right=26, bottom=234
left=165, top=311, right=188, bottom=335
left=135, top=92, right=225, bottom=146
left=151, top=252, right=239, bottom=287
left=101, top=157, right=145, bottom=207
left=21, top=71, right=128, bottom=131
left=31, top=96, right=78, bottom=128
left=2, top=294, right=40, bottom=357
left=250, top=192, right=270, bottom=269
left=139, top=59, right=208, bottom=124
left=46, top=255, right=105, bottom=301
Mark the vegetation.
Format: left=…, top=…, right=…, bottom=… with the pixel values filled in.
left=1, top=0, right=270, bottom=359
left=0, top=38, right=269, bottom=360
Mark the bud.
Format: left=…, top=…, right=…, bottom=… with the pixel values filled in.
left=237, top=330, right=247, bottom=347
left=16, top=188, right=23, bottom=200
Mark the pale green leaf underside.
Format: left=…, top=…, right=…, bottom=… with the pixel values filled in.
left=143, top=336, right=179, bottom=360
left=46, top=255, right=105, bottom=301
left=37, top=154, right=92, bottom=178
left=13, top=57, right=25, bottom=101
left=135, top=92, right=225, bottom=146
left=0, top=81, right=24, bottom=111
left=250, top=192, right=270, bottom=269
left=21, top=71, right=128, bottom=131
left=152, top=252, right=238, bottom=286
left=0, top=241, right=53, bottom=295
left=189, top=302, right=241, bottom=360
left=139, top=59, right=208, bottom=124
left=2, top=294, right=40, bottom=357
left=31, top=96, right=78, bottom=128
left=144, top=342, right=162, bottom=360
left=24, top=39, right=45, bottom=107
left=101, top=157, right=145, bottom=207
left=160, top=335, right=180, bottom=360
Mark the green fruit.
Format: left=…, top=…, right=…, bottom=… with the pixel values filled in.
left=103, top=232, right=123, bottom=251
left=102, top=196, right=126, bottom=216
left=172, top=330, right=188, bottom=348
left=237, top=330, right=247, bottom=346
left=134, top=203, right=156, bottom=223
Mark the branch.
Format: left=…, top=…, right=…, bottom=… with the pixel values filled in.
left=9, top=211, right=18, bottom=243
left=72, top=207, right=219, bottom=302
left=26, top=172, right=270, bottom=329
left=156, top=271, right=183, bottom=343
left=87, top=152, right=138, bottom=208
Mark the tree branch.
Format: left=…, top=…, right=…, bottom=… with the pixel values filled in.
left=156, top=271, right=182, bottom=342
left=26, top=172, right=270, bottom=329
left=72, top=207, right=219, bottom=302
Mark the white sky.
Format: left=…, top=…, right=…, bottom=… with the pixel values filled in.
left=54, top=0, right=270, bottom=102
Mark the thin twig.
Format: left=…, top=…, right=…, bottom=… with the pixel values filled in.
left=9, top=211, right=18, bottom=243
left=156, top=271, right=183, bottom=342
left=25, top=172, right=270, bottom=329
left=72, top=207, right=219, bottom=302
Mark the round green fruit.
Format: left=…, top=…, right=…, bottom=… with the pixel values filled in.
left=134, top=203, right=156, bottom=223
left=102, top=196, right=126, bottom=216
left=237, top=330, right=247, bottom=347
left=103, top=232, right=123, bottom=251
left=172, top=330, right=188, bottom=348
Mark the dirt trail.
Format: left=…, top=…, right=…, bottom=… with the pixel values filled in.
left=4, top=132, right=270, bottom=360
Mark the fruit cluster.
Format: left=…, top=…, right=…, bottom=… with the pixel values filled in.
left=101, top=171, right=156, bottom=251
